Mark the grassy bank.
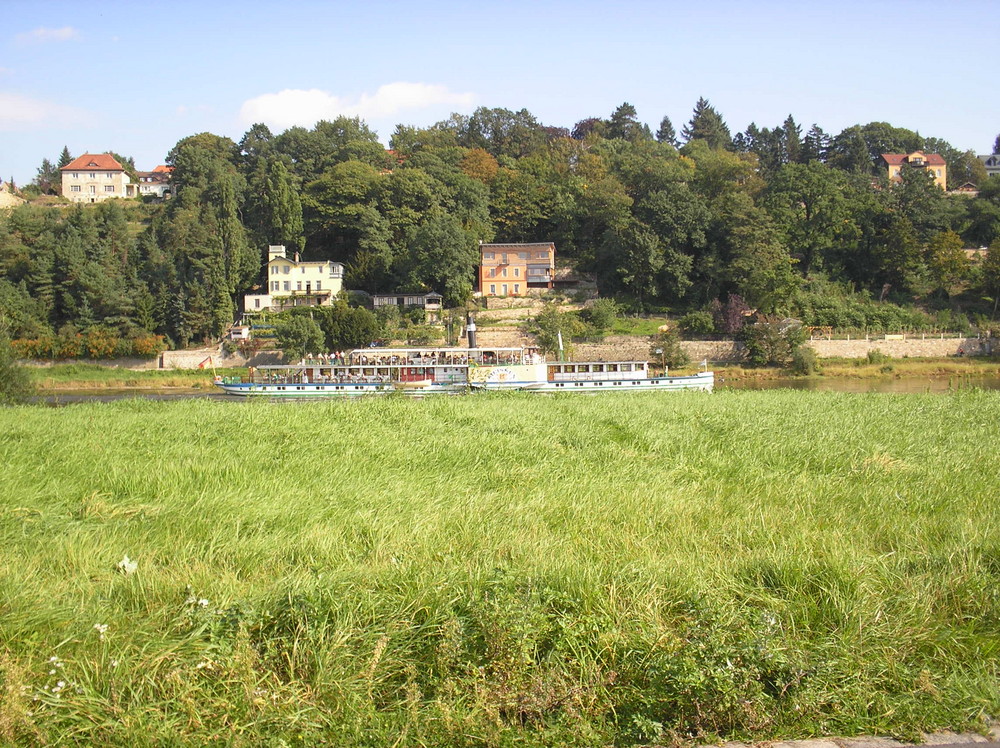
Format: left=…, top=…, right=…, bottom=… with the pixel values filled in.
left=27, top=363, right=239, bottom=390
left=1, top=391, right=998, bottom=745
left=715, top=356, right=1000, bottom=382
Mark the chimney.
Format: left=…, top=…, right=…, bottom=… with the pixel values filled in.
left=294, top=251, right=300, bottom=263
left=466, top=313, right=477, bottom=349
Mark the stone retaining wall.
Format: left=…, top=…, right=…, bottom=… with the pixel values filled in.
left=808, top=336, right=990, bottom=359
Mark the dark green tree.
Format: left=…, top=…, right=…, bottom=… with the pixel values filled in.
left=57, top=146, right=73, bottom=168
left=681, top=97, right=732, bottom=150
left=801, top=125, right=830, bottom=163
left=274, top=314, right=324, bottom=361
left=655, top=116, right=678, bottom=147
left=605, top=102, right=652, bottom=142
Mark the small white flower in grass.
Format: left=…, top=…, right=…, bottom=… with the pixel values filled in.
left=111, top=660, right=119, bottom=667
left=48, top=669, right=55, bottom=675
left=93, top=623, right=108, bottom=640
left=198, top=598, right=209, bottom=607
left=116, top=555, right=137, bottom=575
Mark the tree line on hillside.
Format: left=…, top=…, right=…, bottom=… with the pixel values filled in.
left=3, top=100, right=1000, bottom=354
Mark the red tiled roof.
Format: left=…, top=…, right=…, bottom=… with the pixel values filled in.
left=151, top=165, right=173, bottom=173
left=881, top=151, right=946, bottom=166
left=61, top=153, right=124, bottom=171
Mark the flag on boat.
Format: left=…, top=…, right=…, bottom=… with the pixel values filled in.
left=198, top=356, right=213, bottom=369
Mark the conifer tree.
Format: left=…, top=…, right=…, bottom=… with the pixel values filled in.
left=655, top=116, right=677, bottom=146
left=681, top=97, right=732, bottom=150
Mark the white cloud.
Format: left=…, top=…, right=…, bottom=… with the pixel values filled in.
left=0, top=92, right=92, bottom=131
left=15, top=26, right=80, bottom=44
left=239, top=82, right=475, bottom=130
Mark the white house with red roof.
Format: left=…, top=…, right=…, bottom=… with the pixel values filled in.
left=135, top=165, right=173, bottom=199
left=881, top=151, right=947, bottom=189
left=60, top=153, right=135, bottom=202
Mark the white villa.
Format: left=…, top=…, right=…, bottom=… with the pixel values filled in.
left=243, top=245, right=345, bottom=313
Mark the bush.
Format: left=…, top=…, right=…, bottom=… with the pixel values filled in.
left=649, top=328, right=690, bottom=369
left=789, top=345, right=820, bottom=375
left=0, top=334, right=34, bottom=405
left=741, top=320, right=806, bottom=367
left=866, top=349, right=892, bottom=365
left=580, top=298, right=620, bottom=331
left=678, top=311, right=716, bottom=338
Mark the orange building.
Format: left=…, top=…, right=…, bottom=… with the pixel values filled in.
left=478, top=242, right=555, bottom=297
left=881, top=151, right=947, bottom=189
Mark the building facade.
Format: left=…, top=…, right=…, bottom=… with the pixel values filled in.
left=478, top=242, right=555, bottom=297
left=881, top=151, right=947, bottom=189
left=135, top=165, right=173, bottom=199
left=980, top=154, right=1000, bottom=179
left=243, top=245, right=345, bottom=313
left=60, top=153, right=135, bottom=202
left=372, top=292, right=444, bottom=321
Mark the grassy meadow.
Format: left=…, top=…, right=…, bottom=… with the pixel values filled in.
left=1, top=391, right=999, bottom=746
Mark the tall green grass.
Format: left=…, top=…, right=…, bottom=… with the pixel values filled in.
left=1, top=391, right=998, bottom=746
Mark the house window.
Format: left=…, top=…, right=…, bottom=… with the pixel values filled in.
left=483, top=252, right=494, bottom=259
left=283, top=265, right=290, bottom=274
left=502, top=284, right=508, bottom=294
left=502, top=268, right=507, bottom=278
left=71, top=185, right=81, bottom=192
left=514, top=284, right=520, bottom=293
left=316, top=281, right=321, bottom=291
left=105, top=185, right=115, bottom=192
left=302, top=267, right=306, bottom=273
left=519, top=252, right=528, bottom=259
left=254, top=299, right=261, bottom=308
left=296, top=281, right=302, bottom=291
left=271, top=266, right=278, bottom=275
left=89, top=186, right=96, bottom=193
left=489, top=284, right=496, bottom=294
left=283, top=281, right=290, bottom=291
left=72, top=173, right=79, bottom=179
left=489, top=268, right=495, bottom=277
left=271, top=281, right=279, bottom=291
left=89, top=173, right=95, bottom=179
left=514, top=268, right=519, bottom=277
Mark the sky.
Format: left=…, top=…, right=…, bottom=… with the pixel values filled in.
left=1, top=0, right=998, bottom=186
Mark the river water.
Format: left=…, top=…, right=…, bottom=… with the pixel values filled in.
left=35, top=375, right=1000, bottom=405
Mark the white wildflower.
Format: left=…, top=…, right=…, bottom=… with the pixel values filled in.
left=116, top=555, right=138, bottom=575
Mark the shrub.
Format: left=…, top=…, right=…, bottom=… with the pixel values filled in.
left=678, top=311, right=716, bottom=338
left=866, top=349, right=892, bottom=365
left=741, top=319, right=806, bottom=367
left=649, top=328, right=690, bottom=369
left=580, top=298, right=620, bottom=331
left=0, top=334, right=33, bottom=405
left=789, top=345, right=820, bottom=375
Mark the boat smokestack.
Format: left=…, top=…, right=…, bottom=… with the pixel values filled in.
left=466, top=313, right=477, bottom=349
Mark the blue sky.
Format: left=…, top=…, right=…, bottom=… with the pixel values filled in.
left=2, top=0, right=997, bottom=186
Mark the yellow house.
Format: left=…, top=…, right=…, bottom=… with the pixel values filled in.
left=881, top=151, right=947, bottom=189
left=61, top=153, right=135, bottom=202
left=243, top=245, right=345, bottom=313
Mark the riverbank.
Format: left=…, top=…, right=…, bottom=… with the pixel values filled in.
left=1, top=392, right=997, bottom=745
left=27, top=363, right=241, bottom=390
left=26, top=357, right=1000, bottom=392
